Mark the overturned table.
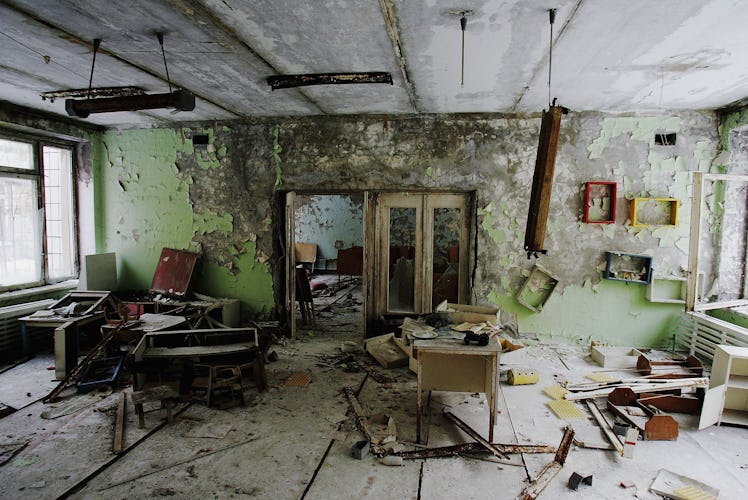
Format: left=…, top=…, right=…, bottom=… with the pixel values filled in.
left=413, top=336, right=500, bottom=444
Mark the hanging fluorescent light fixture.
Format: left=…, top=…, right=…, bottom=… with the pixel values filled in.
left=267, top=72, right=393, bottom=90
left=64, top=34, right=195, bottom=118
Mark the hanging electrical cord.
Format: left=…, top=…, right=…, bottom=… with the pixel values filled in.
left=157, top=32, right=173, bottom=93
left=548, top=8, right=556, bottom=107
left=86, top=38, right=101, bottom=100
left=460, top=12, right=467, bottom=87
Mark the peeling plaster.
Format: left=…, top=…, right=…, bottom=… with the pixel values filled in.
left=95, top=110, right=719, bottom=342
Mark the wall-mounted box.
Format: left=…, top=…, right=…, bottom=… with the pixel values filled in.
left=516, top=265, right=559, bottom=313
left=604, top=251, right=653, bottom=284
left=629, top=198, right=679, bottom=228
left=583, top=181, right=617, bottom=224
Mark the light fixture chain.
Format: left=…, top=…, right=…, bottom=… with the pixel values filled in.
left=157, top=32, right=173, bottom=93
left=87, top=39, right=101, bottom=100
left=548, top=9, right=556, bottom=108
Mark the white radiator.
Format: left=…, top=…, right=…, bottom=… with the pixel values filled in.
left=0, top=299, right=56, bottom=359
left=676, top=311, right=748, bottom=362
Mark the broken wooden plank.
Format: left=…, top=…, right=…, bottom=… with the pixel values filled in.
left=395, top=441, right=556, bottom=460
left=112, top=392, right=125, bottom=454
left=586, top=400, right=624, bottom=455
left=516, top=426, right=574, bottom=500
left=443, top=410, right=510, bottom=460
left=564, top=377, right=709, bottom=400
left=396, top=443, right=479, bottom=460
left=645, top=415, right=679, bottom=441
left=343, top=386, right=385, bottom=456
left=639, top=392, right=701, bottom=414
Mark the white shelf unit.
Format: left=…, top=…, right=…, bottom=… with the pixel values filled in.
left=699, top=345, right=748, bottom=429
left=646, top=273, right=704, bottom=304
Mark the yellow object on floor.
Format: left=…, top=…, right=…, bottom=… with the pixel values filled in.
left=587, top=372, right=615, bottom=382
left=673, top=485, right=717, bottom=500
left=507, top=369, right=539, bottom=385
left=543, top=385, right=569, bottom=400
left=547, top=399, right=586, bottom=419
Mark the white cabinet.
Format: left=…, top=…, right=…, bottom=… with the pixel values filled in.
left=699, top=345, right=748, bottom=429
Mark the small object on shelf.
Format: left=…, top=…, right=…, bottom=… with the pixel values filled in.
left=583, top=181, right=617, bottom=223
left=629, top=198, right=679, bottom=228
left=604, top=252, right=653, bottom=284
left=516, top=265, right=559, bottom=312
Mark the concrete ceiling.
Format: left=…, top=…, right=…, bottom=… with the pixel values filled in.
left=1, top=0, right=746, bottom=129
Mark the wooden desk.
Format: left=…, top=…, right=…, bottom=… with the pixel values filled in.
left=414, top=337, right=500, bottom=444
left=19, top=312, right=106, bottom=379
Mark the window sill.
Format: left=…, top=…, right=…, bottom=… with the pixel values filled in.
left=0, top=280, right=79, bottom=305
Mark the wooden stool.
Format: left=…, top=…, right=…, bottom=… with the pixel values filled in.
left=131, top=385, right=180, bottom=429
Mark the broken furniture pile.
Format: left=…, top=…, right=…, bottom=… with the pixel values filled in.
left=13, top=247, right=280, bottom=459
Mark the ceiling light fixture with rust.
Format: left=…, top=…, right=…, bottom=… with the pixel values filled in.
left=63, top=34, right=195, bottom=118
left=267, top=72, right=393, bottom=90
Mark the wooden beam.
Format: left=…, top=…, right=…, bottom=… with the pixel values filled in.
left=516, top=426, right=574, bottom=500
left=524, top=105, right=566, bottom=257
left=443, top=410, right=509, bottom=460
left=586, top=400, right=623, bottom=455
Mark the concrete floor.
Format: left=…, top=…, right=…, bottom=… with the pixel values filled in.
left=0, top=298, right=747, bottom=499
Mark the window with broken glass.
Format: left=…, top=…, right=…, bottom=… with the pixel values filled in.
left=0, top=132, right=77, bottom=291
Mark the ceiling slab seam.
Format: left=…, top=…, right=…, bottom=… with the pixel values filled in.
left=378, top=0, right=419, bottom=113
left=510, top=0, right=585, bottom=112
left=2, top=1, right=240, bottom=121
left=168, top=0, right=326, bottom=115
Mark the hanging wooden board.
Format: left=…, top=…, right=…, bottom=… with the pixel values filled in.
left=524, top=105, right=566, bottom=258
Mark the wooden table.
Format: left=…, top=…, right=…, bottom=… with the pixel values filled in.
left=414, top=337, right=500, bottom=444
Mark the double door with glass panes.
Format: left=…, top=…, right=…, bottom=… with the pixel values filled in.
left=375, top=193, right=470, bottom=316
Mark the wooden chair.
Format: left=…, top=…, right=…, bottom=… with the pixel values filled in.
left=295, top=242, right=318, bottom=273
left=295, top=266, right=315, bottom=325
left=191, top=364, right=245, bottom=408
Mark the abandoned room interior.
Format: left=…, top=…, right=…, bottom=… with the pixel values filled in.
left=1, top=1, right=748, bottom=498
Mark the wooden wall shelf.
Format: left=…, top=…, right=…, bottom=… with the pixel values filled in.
left=583, top=181, right=617, bottom=224
left=604, top=251, right=653, bottom=284
left=629, top=198, right=679, bottom=228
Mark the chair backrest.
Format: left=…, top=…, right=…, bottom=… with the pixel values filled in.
left=295, top=243, right=317, bottom=264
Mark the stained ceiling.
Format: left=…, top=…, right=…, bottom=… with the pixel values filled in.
left=1, top=0, right=747, bottom=129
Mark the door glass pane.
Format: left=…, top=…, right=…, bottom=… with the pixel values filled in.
left=432, top=207, right=461, bottom=306
left=388, top=207, right=416, bottom=312
left=0, top=138, right=34, bottom=170
left=43, top=146, right=76, bottom=280
left=0, top=176, right=42, bottom=286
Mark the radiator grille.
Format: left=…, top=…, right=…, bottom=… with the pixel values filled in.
left=676, top=311, right=748, bottom=363
left=0, top=300, right=56, bottom=361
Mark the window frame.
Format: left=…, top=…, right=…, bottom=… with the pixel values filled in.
left=0, top=129, right=79, bottom=292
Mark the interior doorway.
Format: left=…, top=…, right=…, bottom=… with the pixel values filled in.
left=285, top=191, right=472, bottom=338
left=286, top=192, right=365, bottom=337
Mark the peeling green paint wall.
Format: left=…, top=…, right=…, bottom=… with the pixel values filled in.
left=97, top=128, right=274, bottom=317
left=93, top=111, right=720, bottom=345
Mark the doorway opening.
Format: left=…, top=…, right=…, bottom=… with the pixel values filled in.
left=284, top=191, right=473, bottom=339
left=289, top=193, right=365, bottom=337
